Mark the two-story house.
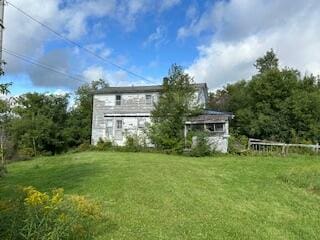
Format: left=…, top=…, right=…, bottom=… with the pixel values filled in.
left=91, top=83, right=233, bottom=152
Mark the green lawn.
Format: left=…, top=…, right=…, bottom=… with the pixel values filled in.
left=1, top=152, right=320, bottom=239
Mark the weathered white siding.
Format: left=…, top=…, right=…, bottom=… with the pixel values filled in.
left=91, top=92, right=158, bottom=145
left=91, top=84, right=229, bottom=152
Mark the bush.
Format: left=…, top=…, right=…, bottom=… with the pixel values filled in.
left=228, top=134, right=249, bottom=154
left=0, top=186, right=105, bottom=240
left=17, top=147, right=35, bottom=160
left=124, top=134, right=142, bottom=152
left=190, top=132, right=212, bottom=157
left=75, top=143, right=94, bottom=152
left=95, top=138, right=113, bottom=151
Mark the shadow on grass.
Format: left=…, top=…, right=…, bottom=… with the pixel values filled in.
left=0, top=161, right=105, bottom=199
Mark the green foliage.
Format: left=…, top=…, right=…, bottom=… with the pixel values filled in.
left=65, top=79, right=108, bottom=147
left=209, top=50, right=320, bottom=144
left=10, top=93, right=70, bottom=156
left=0, top=186, right=105, bottom=240
left=74, top=143, right=95, bottom=152
left=254, top=48, right=279, bottom=73
left=189, top=132, right=211, bottom=157
left=95, top=138, right=113, bottom=151
left=228, top=134, right=249, bottom=154
left=0, top=82, right=11, bottom=94
left=148, top=64, right=198, bottom=151
left=124, top=134, right=143, bottom=152
left=17, top=147, right=35, bottom=160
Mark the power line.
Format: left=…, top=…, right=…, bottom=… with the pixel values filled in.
left=2, top=48, right=89, bottom=84
left=6, top=1, right=157, bottom=84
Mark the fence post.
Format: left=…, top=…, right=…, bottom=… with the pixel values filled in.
left=282, top=144, right=286, bottom=155
left=316, top=143, right=319, bottom=154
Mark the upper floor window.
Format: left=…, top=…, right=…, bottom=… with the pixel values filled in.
left=116, top=95, right=121, bottom=105
left=145, top=95, right=152, bottom=105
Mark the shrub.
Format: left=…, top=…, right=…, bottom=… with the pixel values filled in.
left=190, top=132, right=212, bottom=157
left=95, top=138, right=113, bottom=151
left=0, top=186, right=105, bottom=240
left=75, top=143, right=94, bottom=152
left=124, top=134, right=142, bottom=152
left=17, top=147, right=35, bottom=160
left=228, top=134, right=249, bottom=154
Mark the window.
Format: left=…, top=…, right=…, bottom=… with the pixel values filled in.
left=214, top=123, right=224, bottom=132
left=145, top=95, right=152, bottom=105
left=105, top=119, right=113, bottom=138
left=115, top=120, right=123, bottom=140
left=138, top=118, right=146, bottom=128
left=116, top=120, right=123, bottom=129
left=116, top=95, right=121, bottom=105
left=206, top=123, right=224, bottom=132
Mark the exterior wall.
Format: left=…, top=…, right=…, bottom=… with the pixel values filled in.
left=91, top=92, right=157, bottom=145
left=92, top=116, right=151, bottom=146
left=207, top=136, right=228, bottom=153
left=91, top=85, right=227, bottom=151
left=190, top=120, right=230, bottom=153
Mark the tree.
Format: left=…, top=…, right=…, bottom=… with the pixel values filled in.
left=0, top=83, right=11, bottom=175
left=254, top=49, right=279, bottom=73
left=208, top=50, right=320, bottom=143
left=66, top=79, right=108, bottom=147
left=11, top=93, right=69, bottom=156
left=147, top=64, right=198, bottom=150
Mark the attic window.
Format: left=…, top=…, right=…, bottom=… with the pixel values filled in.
left=145, top=95, right=152, bottom=105
left=116, top=95, right=121, bottom=105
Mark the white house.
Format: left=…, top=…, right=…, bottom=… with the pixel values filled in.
left=91, top=83, right=233, bottom=152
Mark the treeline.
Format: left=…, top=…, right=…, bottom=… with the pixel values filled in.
left=208, top=50, right=320, bottom=144
left=0, top=79, right=108, bottom=161
left=0, top=50, right=319, bottom=163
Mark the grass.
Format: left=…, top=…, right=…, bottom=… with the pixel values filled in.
left=0, top=152, right=319, bottom=239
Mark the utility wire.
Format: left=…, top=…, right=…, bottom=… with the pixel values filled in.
left=6, top=1, right=157, bottom=84
left=2, top=48, right=89, bottom=84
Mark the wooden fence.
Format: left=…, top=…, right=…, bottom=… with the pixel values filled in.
left=248, top=138, right=319, bottom=155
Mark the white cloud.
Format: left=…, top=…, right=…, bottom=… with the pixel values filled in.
left=85, top=43, right=112, bottom=58
left=143, top=26, right=168, bottom=48
left=82, top=65, right=158, bottom=86
left=3, top=0, right=178, bottom=89
left=159, top=0, right=181, bottom=12
left=184, top=0, right=320, bottom=89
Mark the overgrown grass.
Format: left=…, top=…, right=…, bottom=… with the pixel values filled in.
left=0, top=152, right=319, bottom=239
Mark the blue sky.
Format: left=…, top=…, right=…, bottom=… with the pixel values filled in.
left=2, top=0, right=320, bottom=96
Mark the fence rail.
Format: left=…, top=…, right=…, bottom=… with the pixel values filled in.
left=248, top=138, right=319, bottom=154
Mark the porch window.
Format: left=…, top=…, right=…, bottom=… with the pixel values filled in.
left=207, top=123, right=224, bottom=132
left=214, top=123, right=224, bottom=132
left=115, top=95, right=121, bottom=105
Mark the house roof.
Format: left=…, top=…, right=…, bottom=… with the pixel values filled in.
left=94, top=83, right=207, bottom=94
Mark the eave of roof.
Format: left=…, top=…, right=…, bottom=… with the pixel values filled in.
left=94, top=83, right=207, bottom=94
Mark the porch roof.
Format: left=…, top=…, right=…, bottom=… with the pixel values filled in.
left=186, top=109, right=233, bottom=124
